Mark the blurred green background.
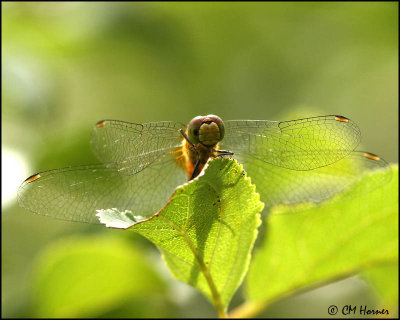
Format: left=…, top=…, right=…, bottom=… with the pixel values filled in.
left=2, top=2, right=398, bottom=318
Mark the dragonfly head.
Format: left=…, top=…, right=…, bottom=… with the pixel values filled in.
left=188, top=115, right=225, bottom=146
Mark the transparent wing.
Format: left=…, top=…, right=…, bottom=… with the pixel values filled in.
left=91, top=120, right=186, bottom=175
left=18, top=153, right=187, bottom=224
left=222, top=115, right=361, bottom=171
left=236, top=151, right=391, bottom=212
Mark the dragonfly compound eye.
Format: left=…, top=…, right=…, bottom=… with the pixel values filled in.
left=187, top=115, right=225, bottom=145
left=205, top=115, right=225, bottom=141
left=198, top=115, right=225, bottom=146
left=188, top=116, right=204, bottom=144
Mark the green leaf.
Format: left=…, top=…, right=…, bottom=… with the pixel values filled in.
left=362, top=262, right=398, bottom=312
left=242, top=165, right=397, bottom=316
left=31, top=235, right=167, bottom=317
left=100, top=158, right=264, bottom=313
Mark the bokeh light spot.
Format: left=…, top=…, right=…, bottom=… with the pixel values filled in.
left=2, top=147, right=30, bottom=209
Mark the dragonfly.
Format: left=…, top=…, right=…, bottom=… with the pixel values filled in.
left=18, top=114, right=390, bottom=224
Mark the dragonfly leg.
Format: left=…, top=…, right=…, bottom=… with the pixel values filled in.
left=189, top=158, right=201, bottom=180
left=180, top=129, right=199, bottom=154
left=179, top=129, right=195, bottom=147
left=179, top=128, right=200, bottom=155
left=180, top=129, right=201, bottom=180
left=215, top=149, right=234, bottom=158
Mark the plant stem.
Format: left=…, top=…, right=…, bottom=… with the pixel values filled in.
left=228, top=301, right=265, bottom=318
left=198, top=259, right=228, bottom=318
left=181, top=231, right=228, bottom=318
left=162, top=217, right=228, bottom=318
